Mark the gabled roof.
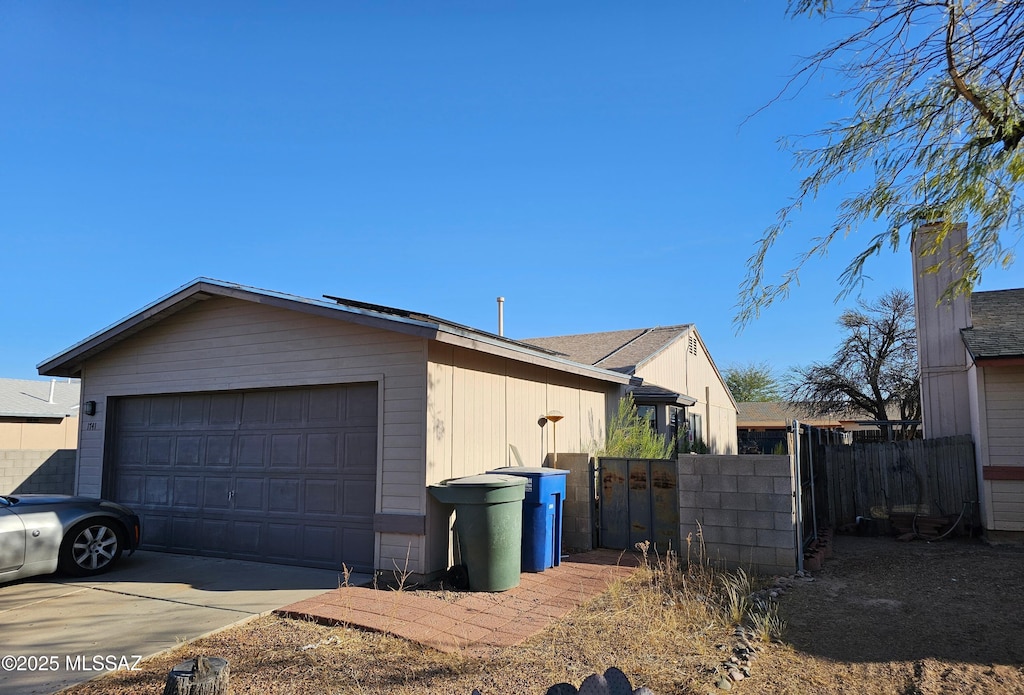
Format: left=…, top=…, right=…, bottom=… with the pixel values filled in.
left=521, top=325, right=692, bottom=374
left=961, top=288, right=1024, bottom=361
left=0, top=378, right=80, bottom=418
left=37, top=278, right=635, bottom=386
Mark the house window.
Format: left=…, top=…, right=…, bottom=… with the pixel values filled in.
left=636, top=405, right=657, bottom=431
left=689, top=412, right=703, bottom=444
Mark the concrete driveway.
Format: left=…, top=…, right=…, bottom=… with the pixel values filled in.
left=0, top=551, right=370, bottom=695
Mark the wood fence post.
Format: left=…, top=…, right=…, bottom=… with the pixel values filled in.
left=162, top=656, right=229, bottom=695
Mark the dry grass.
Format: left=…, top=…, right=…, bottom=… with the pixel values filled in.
left=58, top=535, right=1024, bottom=694
left=58, top=540, right=761, bottom=695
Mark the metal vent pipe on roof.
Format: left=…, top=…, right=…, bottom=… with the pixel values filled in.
left=497, top=296, right=505, bottom=336
left=48, top=379, right=56, bottom=404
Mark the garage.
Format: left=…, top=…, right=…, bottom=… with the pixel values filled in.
left=106, top=383, right=378, bottom=572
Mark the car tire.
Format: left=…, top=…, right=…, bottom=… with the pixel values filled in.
left=58, top=519, right=125, bottom=577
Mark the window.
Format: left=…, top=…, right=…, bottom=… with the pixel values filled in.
left=636, top=405, right=657, bottom=431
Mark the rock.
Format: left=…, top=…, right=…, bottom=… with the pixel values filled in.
left=728, top=668, right=745, bottom=682
left=716, top=677, right=733, bottom=691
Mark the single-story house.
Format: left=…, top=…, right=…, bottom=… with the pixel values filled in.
left=523, top=326, right=738, bottom=454
left=0, top=378, right=80, bottom=494
left=38, top=278, right=727, bottom=578
left=913, top=224, right=1024, bottom=535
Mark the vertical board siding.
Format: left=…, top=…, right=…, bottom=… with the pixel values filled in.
left=821, top=435, right=979, bottom=527
left=75, top=297, right=428, bottom=572
left=636, top=331, right=738, bottom=454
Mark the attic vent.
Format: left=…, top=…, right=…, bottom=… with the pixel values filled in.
left=688, top=336, right=698, bottom=356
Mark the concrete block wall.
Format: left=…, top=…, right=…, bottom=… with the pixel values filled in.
left=550, top=453, right=595, bottom=552
left=1, top=449, right=77, bottom=495
left=678, top=454, right=797, bottom=576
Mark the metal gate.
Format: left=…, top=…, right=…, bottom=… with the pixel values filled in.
left=597, top=457, right=679, bottom=553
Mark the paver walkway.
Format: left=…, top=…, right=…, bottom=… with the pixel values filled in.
left=276, top=550, right=639, bottom=654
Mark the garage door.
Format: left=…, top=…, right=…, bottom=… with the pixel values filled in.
left=107, top=384, right=378, bottom=572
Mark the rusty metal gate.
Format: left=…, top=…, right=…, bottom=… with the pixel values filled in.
left=597, top=457, right=679, bottom=553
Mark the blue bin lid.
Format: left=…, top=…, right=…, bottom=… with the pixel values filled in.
left=487, top=466, right=570, bottom=477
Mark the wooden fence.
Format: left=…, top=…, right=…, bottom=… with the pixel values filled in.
left=820, top=434, right=978, bottom=528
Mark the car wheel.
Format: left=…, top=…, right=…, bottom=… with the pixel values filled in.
left=58, top=519, right=125, bottom=577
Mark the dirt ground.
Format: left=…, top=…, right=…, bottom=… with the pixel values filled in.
left=757, top=534, right=1024, bottom=694
left=59, top=534, right=1024, bottom=694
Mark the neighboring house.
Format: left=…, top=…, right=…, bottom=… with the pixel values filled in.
left=38, top=278, right=647, bottom=578
left=523, top=326, right=738, bottom=454
left=736, top=402, right=912, bottom=453
left=913, top=223, right=1024, bottom=534
left=0, top=378, right=80, bottom=449
left=0, top=377, right=80, bottom=494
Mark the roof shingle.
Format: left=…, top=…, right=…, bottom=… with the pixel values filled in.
left=961, top=288, right=1024, bottom=360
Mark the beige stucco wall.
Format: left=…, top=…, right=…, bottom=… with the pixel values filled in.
left=0, top=417, right=78, bottom=450
left=635, top=329, right=737, bottom=454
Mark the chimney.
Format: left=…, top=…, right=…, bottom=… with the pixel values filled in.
left=497, top=296, right=505, bottom=336
left=911, top=222, right=972, bottom=438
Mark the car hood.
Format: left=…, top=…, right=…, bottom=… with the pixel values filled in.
left=8, top=494, right=96, bottom=506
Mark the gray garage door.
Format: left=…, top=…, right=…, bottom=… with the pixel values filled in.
left=106, top=384, right=378, bottom=572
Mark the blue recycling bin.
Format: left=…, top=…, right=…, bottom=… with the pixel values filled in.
left=488, top=466, right=569, bottom=572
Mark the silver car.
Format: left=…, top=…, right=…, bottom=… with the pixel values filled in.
left=0, top=494, right=141, bottom=583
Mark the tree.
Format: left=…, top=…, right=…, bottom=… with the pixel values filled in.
left=788, top=289, right=920, bottom=439
left=596, top=394, right=675, bottom=459
left=724, top=361, right=782, bottom=402
left=737, top=0, right=1024, bottom=327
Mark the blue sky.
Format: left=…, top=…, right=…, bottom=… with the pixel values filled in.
left=3, top=2, right=1022, bottom=383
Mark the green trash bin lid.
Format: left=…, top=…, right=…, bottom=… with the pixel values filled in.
left=429, top=474, right=526, bottom=505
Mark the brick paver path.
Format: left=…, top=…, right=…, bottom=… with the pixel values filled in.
left=276, top=550, right=639, bottom=654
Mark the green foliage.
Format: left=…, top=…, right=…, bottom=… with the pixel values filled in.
left=724, top=361, right=782, bottom=402
left=737, top=0, right=1024, bottom=327
left=597, top=394, right=675, bottom=459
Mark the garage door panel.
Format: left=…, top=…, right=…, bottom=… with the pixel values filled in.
left=168, top=516, right=197, bottom=551
left=203, top=478, right=231, bottom=509
left=144, top=476, right=170, bottom=505
left=146, top=437, right=172, bottom=466
left=207, top=435, right=235, bottom=466
left=270, top=434, right=301, bottom=467
left=234, top=478, right=265, bottom=511
left=241, top=392, right=271, bottom=425
left=343, top=480, right=375, bottom=517
left=209, top=393, right=241, bottom=424
left=344, top=432, right=377, bottom=472
left=237, top=434, right=266, bottom=467
left=269, top=479, right=300, bottom=513
left=179, top=395, right=206, bottom=424
left=116, top=473, right=144, bottom=505
left=110, top=384, right=378, bottom=571
left=175, top=436, right=202, bottom=465
left=266, top=523, right=301, bottom=559
left=150, top=397, right=177, bottom=427
left=307, top=433, right=340, bottom=468
left=302, top=526, right=338, bottom=562
left=172, top=477, right=201, bottom=507
left=342, top=528, right=374, bottom=570
left=231, top=521, right=262, bottom=554
left=274, top=391, right=304, bottom=423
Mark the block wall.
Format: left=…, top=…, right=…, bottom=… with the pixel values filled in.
left=552, top=453, right=595, bottom=552
left=1, top=449, right=77, bottom=495
left=678, top=454, right=797, bottom=576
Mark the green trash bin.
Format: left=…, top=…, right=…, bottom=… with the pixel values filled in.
left=428, top=474, right=526, bottom=591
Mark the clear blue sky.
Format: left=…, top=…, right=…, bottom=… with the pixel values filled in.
left=3, top=2, right=1021, bottom=383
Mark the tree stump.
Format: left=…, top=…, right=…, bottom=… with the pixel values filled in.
left=162, top=655, right=229, bottom=695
